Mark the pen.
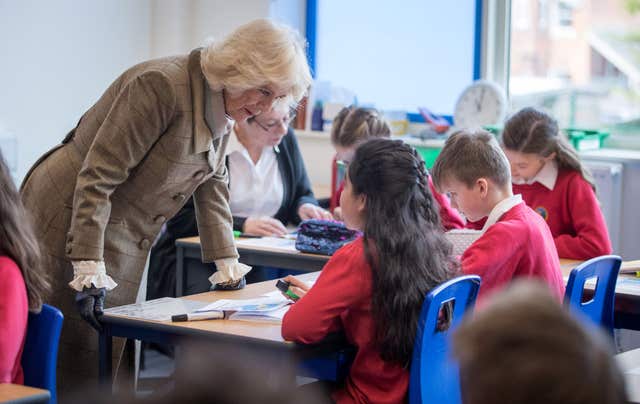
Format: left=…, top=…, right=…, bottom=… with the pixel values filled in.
left=171, top=311, right=225, bottom=322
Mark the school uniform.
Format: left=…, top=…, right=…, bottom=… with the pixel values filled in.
left=512, top=162, right=612, bottom=260
left=0, top=256, right=28, bottom=384
left=282, top=237, right=408, bottom=404
left=461, top=195, right=565, bottom=302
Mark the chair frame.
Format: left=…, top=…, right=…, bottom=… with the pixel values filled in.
left=21, top=303, right=64, bottom=404
left=409, top=275, right=481, bottom=404
left=564, top=254, right=621, bottom=335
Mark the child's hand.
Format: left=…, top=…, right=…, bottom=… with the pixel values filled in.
left=283, top=275, right=310, bottom=300
left=332, top=207, right=343, bottom=221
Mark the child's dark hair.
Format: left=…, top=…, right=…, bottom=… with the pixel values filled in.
left=431, top=129, right=511, bottom=191
left=0, top=151, right=49, bottom=311
left=331, top=106, right=391, bottom=147
left=348, top=138, right=458, bottom=366
left=452, top=280, right=627, bottom=404
left=502, top=107, right=595, bottom=190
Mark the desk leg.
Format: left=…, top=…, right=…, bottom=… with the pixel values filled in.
left=176, top=245, right=184, bottom=297
left=99, top=326, right=113, bottom=388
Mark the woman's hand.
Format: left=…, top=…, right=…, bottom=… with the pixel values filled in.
left=298, top=203, right=333, bottom=221
left=243, top=216, right=287, bottom=237
left=282, top=275, right=311, bottom=300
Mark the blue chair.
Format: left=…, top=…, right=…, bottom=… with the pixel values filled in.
left=21, top=304, right=64, bottom=404
left=564, top=255, right=621, bottom=336
left=409, top=275, right=481, bottom=404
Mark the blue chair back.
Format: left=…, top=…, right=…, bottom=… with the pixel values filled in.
left=21, top=304, right=64, bottom=404
left=564, top=255, right=621, bottom=335
left=409, top=275, right=481, bottom=404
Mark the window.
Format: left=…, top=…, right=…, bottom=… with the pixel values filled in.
left=509, top=0, right=640, bottom=141
left=309, top=0, right=481, bottom=115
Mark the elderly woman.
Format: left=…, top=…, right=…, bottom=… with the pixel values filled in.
left=20, top=19, right=311, bottom=391
left=147, top=105, right=332, bottom=298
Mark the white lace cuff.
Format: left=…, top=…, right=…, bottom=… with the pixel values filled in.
left=209, top=258, right=252, bottom=285
left=68, top=260, right=118, bottom=292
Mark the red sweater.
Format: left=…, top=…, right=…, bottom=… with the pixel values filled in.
left=461, top=203, right=565, bottom=302
left=513, top=169, right=612, bottom=260
left=0, top=256, right=28, bottom=384
left=282, top=237, right=408, bottom=404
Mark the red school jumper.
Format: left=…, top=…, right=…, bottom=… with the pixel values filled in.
left=461, top=203, right=565, bottom=302
left=0, top=256, right=28, bottom=384
left=513, top=169, right=612, bottom=260
left=282, top=237, right=408, bottom=404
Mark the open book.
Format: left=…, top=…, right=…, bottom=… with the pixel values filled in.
left=195, top=296, right=291, bottom=323
left=445, top=229, right=482, bottom=256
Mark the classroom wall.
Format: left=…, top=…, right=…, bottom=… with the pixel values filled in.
left=0, top=0, right=152, bottom=181
left=0, top=0, right=305, bottom=182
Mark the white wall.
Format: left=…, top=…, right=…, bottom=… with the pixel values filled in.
left=0, top=0, right=152, bottom=181
left=1, top=0, right=305, bottom=183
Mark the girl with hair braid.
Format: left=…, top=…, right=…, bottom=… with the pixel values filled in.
left=501, top=107, right=611, bottom=259
left=329, top=105, right=464, bottom=230
left=282, top=138, right=458, bottom=403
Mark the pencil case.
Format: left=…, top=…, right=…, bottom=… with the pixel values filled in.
left=295, top=219, right=360, bottom=256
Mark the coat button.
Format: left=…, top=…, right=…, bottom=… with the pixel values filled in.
left=66, top=245, right=73, bottom=254
left=173, top=193, right=186, bottom=202
left=192, top=171, right=205, bottom=181
left=154, top=215, right=166, bottom=224
left=139, top=239, right=150, bottom=250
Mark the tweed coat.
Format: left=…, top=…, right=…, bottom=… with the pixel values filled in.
left=20, top=48, right=237, bottom=389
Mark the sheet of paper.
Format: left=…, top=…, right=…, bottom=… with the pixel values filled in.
left=104, top=297, right=207, bottom=321
left=445, top=229, right=482, bottom=256
left=196, top=296, right=289, bottom=313
left=236, top=236, right=298, bottom=252
left=229, top=305, right=290, bottom=323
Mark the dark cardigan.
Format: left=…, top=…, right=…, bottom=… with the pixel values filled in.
left=146, top=128, right=318, bottom=299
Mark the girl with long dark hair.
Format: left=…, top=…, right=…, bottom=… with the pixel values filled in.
left=282, top=138, right=458, bottom=403
left=0, top=150, right=50, bottom=384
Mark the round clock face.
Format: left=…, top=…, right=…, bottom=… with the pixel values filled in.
left=453, top=80, right=507, bottom=129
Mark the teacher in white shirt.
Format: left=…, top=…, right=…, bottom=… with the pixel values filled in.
left=148, top=105, right=331, bottom=297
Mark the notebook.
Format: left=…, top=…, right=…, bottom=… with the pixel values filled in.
left=195, top=296, right=291, bottom=323
left=445, top=229, right=482, bottom=256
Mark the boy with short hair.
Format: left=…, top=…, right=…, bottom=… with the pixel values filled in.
left=432, top=129, right=564, bottom=301
left=452, top=280, right=627, bottom=404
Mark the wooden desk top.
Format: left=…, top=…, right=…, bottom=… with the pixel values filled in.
left=0, top=384, right=50, bottom=404
left=104, top=272, right=319, bottom=346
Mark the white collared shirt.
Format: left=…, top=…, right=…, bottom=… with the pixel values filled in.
left=481, top=194, right=524, bottom=233
left=227, top=131, right=283, bottom=218
left=513, top=160, right=559, bottom=190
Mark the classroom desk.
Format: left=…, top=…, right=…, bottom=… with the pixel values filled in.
left=99, top=272, right=352, bottom=387
left=0, top=384, right=50, bottom=404
left=175, top=236, right=330, bottom=297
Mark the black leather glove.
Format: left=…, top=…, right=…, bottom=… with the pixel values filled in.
left=210, top=276, right=246, bottom=291
left=75, top=286, right=106, bottom=332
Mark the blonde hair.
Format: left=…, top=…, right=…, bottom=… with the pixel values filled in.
left=201, top=19, right=312, bottom=106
